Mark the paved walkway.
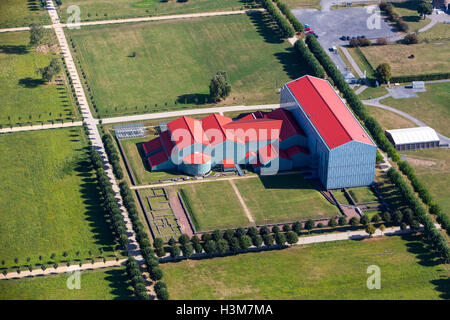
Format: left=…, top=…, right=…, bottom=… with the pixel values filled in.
left=340, top=46, right=364, bottom=78
left=0, top=9, right=263, bottom=33
left=0, top=259, right=127, bottom=280
left=46, top=0, right=146, bottom=269
left=0, top=121, right=83, bottom=134
left=101, top=104, right=278, bottom=124
left=229, top=180, right=256, bottom=226
left=355, top=85, right=368, bottom=95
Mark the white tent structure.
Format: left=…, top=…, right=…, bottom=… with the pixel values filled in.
left=385, top=127, right=440, bottom=151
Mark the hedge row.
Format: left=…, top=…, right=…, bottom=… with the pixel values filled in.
left=88, top=147, right=128, bottom=250
left=102, top=134, right=124, bottom=180
left=390, top=72, right=450, bottom=83
left=379, top=2, right=409, bottom=32
left=118, top=181, right=169, bottom=300
left=259, top=0, right=295, bottom=37
left=293, top=39, right=325, bottom=78
left=387, top=168, right=449, bottom=260
left=126, top=257, right=149, bottom=300
left=274, top=0, right=304, bottom=33
left=304, top=34, right=400, bottom=162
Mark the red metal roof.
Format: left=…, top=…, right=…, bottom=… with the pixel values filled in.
left=182, top=152, right=211, bottom=165
left=160, top=130, right=175, bottom=157
left=222, top=158, right=235, bottom=168
left=201, top=114, right=239, bottom=146
left=142, top=137, right=162, bottom=155
left=148, top=150, right=169, bottom=168
left=266, top=108, right=306, bottom=140
left=167, top=116, right=210, bottom=149
left=285, top=145, right=310, bottom=157
left=223, top=118, right=281, bottom=142
left=286, top=75, right=373, bottom=149
left=245, top=151, right=257, bottom=159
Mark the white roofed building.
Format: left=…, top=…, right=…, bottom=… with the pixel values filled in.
left=385, top=127, right=440, bottom=151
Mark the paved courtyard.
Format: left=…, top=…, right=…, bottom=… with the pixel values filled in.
left=388, top=86, right=427, bottom=99
left=292, top=7, right=398, bottom=73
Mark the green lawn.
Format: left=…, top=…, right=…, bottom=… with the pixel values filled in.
left=419, top=22, right=450, bottom=42
left=177, top=181, right=250, bottom=231
left=0, top=31, right=78, bottom=126
left=391, top=1, right=430, bottom=33
left=0, top=267, right=134, bottom=300
left=348, top=186, right=378, bottom=203
left=68, top=12, right=305, bottom=117
left=0, top=0, right=50, bottom=28
left=284, top=0, right=321, bottom=9
left=0, top=128, right=118, bottom=269
left=161, top=235, right=450, bottom=299
left=234, top=174, right=340, bottom=224
left=366, top=105, right=417, bottom=131
left=380, top=82, right=450, bottom=137
left=400, top=148, right=450, bottom=218
left=360, top=41, right=450, bottom=77
left=59, top=0, right=258, bottom=22
left=347, top=47, right=375, bottom=79
left=358, top=86, right=388, bottom=100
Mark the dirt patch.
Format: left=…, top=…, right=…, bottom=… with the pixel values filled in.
left=404, top=156, right=437, bottom=167
left=35, top=44, right=60, bottom=54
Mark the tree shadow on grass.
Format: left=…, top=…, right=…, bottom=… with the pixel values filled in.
left=104, top=268, right=135, bottom=300
left=247, top=11, right=284, bottom=45
left=27, top=0, right=39, bottom=11
left=430, top=277, right=450, bottom=300
left=402, top=234, right=442, bottom=267
left=0, top=45, right=29, bottom=55
left=274, top=47, right=308, bottom=81
left=176, top=93, right=210, bottom=105
left=402, top=15, right=421, bottom=23
left=18, top=77, right=45, bottom=88
left=74, top=156, right=116, bottom=250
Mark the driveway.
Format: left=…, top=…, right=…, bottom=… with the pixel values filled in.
left=291, top=7, right=398, bottom=73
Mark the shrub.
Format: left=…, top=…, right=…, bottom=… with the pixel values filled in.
left=403, top=33, right=418, bottom=45
left=286, top=231, right=298, bottom=244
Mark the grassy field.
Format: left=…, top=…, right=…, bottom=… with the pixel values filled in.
left=0, top=31, right=78, bottom=126
left=161, top=235, right=450, bottom=299
left=347, top=47, right=375, bottom=79
left=379, top=82, right=450, bottom=137
left=360, top=41, right=450, bottom=76
left=0, top=128, right=118, bottom=269
left=59, top=0, right=258, bottom=22
left=401, top=148, right=450, bottom=218
left=391, top=1, right=430, bottom=33
left=348, top=186, right=378, bottom=203
left=419, top=22, right=450, bottom=42
left=176, top=181, right=250, bottom=231
left=358, top=86, right=388, bottom=100
left=0, top=0, right=50, bottom=28
left=235, top=174, right=340, bottom=224
left=284, top=0, right=321, bottom=9
left=0, top=267, right=134, bottom=300
left=366, top=106, right=417, bottom=131
left=68, top=12, right=305, bottom=117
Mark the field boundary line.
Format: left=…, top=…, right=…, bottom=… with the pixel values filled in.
left=229, top=179, right=256, bottom=226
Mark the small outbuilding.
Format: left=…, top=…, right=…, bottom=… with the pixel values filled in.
left=385, top=127, right=440, bottom=151
left=412, top=81, right=425, bottom=89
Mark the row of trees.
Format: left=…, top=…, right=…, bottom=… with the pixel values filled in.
left=88, top=144, right=128, bottom=250
left=126, top=257, right=149, bottom=300
left=102, top=134, right=124, bottom=180
left=379, top=2, right=409, bottom=32
left=259, top=0, right=295, bottom=37
left=274, top=0, right=304, bottom=33
left=387, top=168, right=449, bottom=261
left=119, top=182, right=169, bottom=300
left=349, top=37, right=372, bottom=47
left=293, top=39, right=325, bottom=78
left=304, top=34, right=400, bottom=162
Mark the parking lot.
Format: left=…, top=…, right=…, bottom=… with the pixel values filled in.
left=292, top=7, right=398, bottom=73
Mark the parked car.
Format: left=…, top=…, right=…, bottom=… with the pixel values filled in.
left=340, top=36, right=346, bottom=40
left=346, top=36, right=350, bottom=40
left=313, top=33, right=319, bottom=38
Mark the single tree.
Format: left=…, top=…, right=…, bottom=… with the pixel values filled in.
left=305, top=219, right=315, bottom=232
left=29, top=23, right=45, bottom=46
left=178, top=234, right=190, bottom=246
left=181, top=243, right=194, bottom=258
left=229, top=237, right=241, bottom=252
left=417, top=1, right=433, bottom=19
left=169, top=245, right=180, bottom=259
left=375, top=63, right=391, bottom=84
left=275, top=232, right=286, bottom=247
left=216, top=239, right=229, bottom=255
left=209, top=71, right=231, bottom=102
left=203, top=240, right=217, bottom=256
left=338, top=216, right=347, bottom=226
left=366, top=224, right=376, bottom=237
left=328, top=218, right=337, bottom=228
left=379, top=224, right=386, bottom=234
left=38, top=58, right=61, bottom=83
left=286, top=231, right=298, bottom=244
left=239, top=235, right=252, bottom=250
left=360, top=215, right=370, bottom=226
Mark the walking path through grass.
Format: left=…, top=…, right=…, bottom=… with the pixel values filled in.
left=0, top=259, right=127, bottom=280
left=229, top=180, right=256, bottom=225
left=0, top=121, right=82, bottom=134
left=0, top=9, right=264, bottom=33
